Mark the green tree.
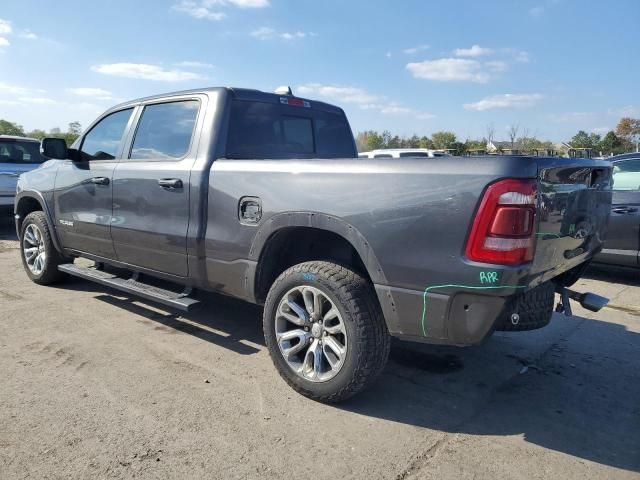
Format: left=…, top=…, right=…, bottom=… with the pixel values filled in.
left=0, top=119, right=25, bottom=136
left=419, top=136, right=434, bottom=149
left=431, top=131, right=457, bottom=150
left=26, top=129, right=47, bottom=140
left=597, top=131, right=624, bottom=155
left=570, top=130, right=600, bottom=149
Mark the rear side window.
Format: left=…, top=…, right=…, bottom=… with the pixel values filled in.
left=613, top=159, right=640, bottom=191
left=226, top=100, right=355, bottom=159
left=80, top=108, right=133, bottom=160
left=130, top=100, right=199, bottom=160
left=374, top=154, right=393, bottom=158
left=0, top=141, right=45, bottom=164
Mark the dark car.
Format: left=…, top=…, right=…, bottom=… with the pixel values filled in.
left=594, top=153, right=640, bottom=268
left=0, top=135, right=47, bottom=213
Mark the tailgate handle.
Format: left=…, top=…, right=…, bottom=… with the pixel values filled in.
left=612, top=206, right=638, bottom=214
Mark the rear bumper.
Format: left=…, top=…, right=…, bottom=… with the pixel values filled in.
left=375, top=284, right=507, bottom=346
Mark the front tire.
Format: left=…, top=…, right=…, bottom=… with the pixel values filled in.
left=20, top=211, right=68, bottom=285
left=263, top=261, right=390, bottom=402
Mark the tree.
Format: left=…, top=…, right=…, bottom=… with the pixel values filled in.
left=26, top=129, right=47, bottom=140
left=485, top=123, right=495, bottom=146
left=597, top=131, right=624, bottom=155
left=355, top=130, right=384, bottom=152
left=570, top=130, right=600, bottom=149
left=431, top=131, right=457, bottom=150
left=507, top=124, right=519, bottom=149
left=68, top=121, right=82, bottom=136
left=616, top=117, right=640, bottom=151
left=0, top=119, right=25, bottom=136
left=419, top=136, right=434, bottom=149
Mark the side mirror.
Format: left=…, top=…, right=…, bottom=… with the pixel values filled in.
left=41, top=137, right=68, bottom=160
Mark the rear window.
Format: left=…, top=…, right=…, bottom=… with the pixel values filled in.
left=0, top=140, right=45, bottom=164
left=226, top=100, right=355, bottom=159
left=399, top=152, right=429, bottom=158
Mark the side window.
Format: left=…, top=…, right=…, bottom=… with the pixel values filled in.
left=130, top=100, right=199, bottom=160
left=374, top=154, right=393, bottom=158
left=80, top=108, right=133, bottom=160
left=612, top=160, right=640, bottom=191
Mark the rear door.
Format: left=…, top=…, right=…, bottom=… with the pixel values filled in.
left=110, top=96, right=203, bottom=277
left=0, top=139, right=46, bottom=207
left=598, top=158, right=640, bottom=266
left=54, top=108, right=135, bottom=258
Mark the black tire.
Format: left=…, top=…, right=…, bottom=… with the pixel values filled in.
left=19, top=211, right=68, bottom=285
left=493, top=281, right=556, bottom=331
left=263, top=261, right=390, bottom=403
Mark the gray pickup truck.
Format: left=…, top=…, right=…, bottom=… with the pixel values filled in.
left=15, top=87, right=612, bottom=401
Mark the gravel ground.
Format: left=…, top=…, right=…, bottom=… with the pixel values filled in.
left=0, top=214, right=638, bottom=479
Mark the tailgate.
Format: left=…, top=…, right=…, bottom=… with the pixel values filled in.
left=531, top=158, right=612, bottom=280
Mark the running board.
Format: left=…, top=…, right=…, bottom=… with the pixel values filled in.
left=58, top=263, right=200, bottom=312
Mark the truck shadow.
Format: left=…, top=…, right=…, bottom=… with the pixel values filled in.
left=0, top=213, right=17, bottom=241
left=339, top=316, right=640, bottom=473
left=52, top=276, right=640, bottom=473
left=584, top=263, right=640, bottom=287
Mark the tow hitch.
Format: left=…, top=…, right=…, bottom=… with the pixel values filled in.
left=555, top=287, right=609, bottom=316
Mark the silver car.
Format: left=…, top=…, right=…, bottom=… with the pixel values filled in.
left=0, top=135, right=45, bottom=212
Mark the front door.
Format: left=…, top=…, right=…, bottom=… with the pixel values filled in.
left=600, top=158, right=640, bottom=266
left=54, top=108, right=134, bottom=258
left=111, top=98, right=202, bottom=277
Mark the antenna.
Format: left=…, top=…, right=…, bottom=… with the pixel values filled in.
left=274, top=86, right=293, bottom=96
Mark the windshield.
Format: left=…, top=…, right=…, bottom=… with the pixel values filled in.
left=0, top=140, right=46, bottom=164
left=226, top=100, right=356, bottom=159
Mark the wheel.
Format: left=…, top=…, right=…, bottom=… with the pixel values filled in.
left=493, top=281, right=555, bottom=331
left=20, top=211, right=68, bottom=285
left=263, top=261, right=390, bottom=402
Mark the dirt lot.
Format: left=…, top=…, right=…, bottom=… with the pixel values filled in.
left=0, top=214, right=638, bottom=480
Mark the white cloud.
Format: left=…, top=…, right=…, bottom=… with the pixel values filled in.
left=207, top=0, right=269, bottom=7
left=250, top=26, right=275, bottom=39
left=91, top=63, right=204, bottom=82
left=454, top=45, right=493, bottom=57
left=486, top=60, right=508, bottom=73
left=0, top=37, right=9, bottom=47
left=18, top=97, right=57, bottom=105
left=0, top=81, right=38, bottom=95
left=407, top=58, right=495, bottom=83
left=591, top=127, right=611, bottom=135
left=67, top=87, right=113, bottom=100
left=172, top=1, right=226, bottom=20
left=550, top=112, right=595, bottom=123
left=19, top=30, right=38, bottom=40
left=385, top=51, right=392, bottom=59
left=251, top=27, right=311, bottom=40
left=172, top=0, right=269, bottom=20
left=280, top=31, right=306, bottom=40
left=175, top=60, right=214, bottom=68
left=514, top=50, right=530, bottom=63
left=0, top=19, right=12, bottom=35
left=529, top=6, right=544, bottom=17
left=608, top=105, right=640, bottom=117
left=463, top=93, right=544, bottom=111
left=403, top=44, right=430, bottom=55
left=296, top=83, right=434, bottom=120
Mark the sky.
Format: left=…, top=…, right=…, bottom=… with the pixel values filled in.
left=0, top=0, right=638, bottom=142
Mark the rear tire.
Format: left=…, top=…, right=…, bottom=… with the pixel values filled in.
left=494, top=281, right=555, bottom=331
left=20, top=211, right=68, bottom=285
left=263, top=261, right=390, bottom=402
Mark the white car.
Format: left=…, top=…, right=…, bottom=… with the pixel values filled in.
left=1, top=136, right=46, bottom=212
left=358, top=148, right=451, bottom=159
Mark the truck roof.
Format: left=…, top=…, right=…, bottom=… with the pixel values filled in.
left=0, top=135, right=39, bottom=142
left=110, top=87, right=344, bottom=115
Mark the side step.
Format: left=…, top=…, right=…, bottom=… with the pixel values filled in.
left=58, top=263, right=200, bottom=312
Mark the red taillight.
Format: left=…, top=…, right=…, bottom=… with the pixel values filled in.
left=465, top=178, right=537, bottom=265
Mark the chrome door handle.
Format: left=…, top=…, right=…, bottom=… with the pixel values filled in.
left=90, top=176, right=110, bottom=186
left=158, top=178, right=183, bottom=189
